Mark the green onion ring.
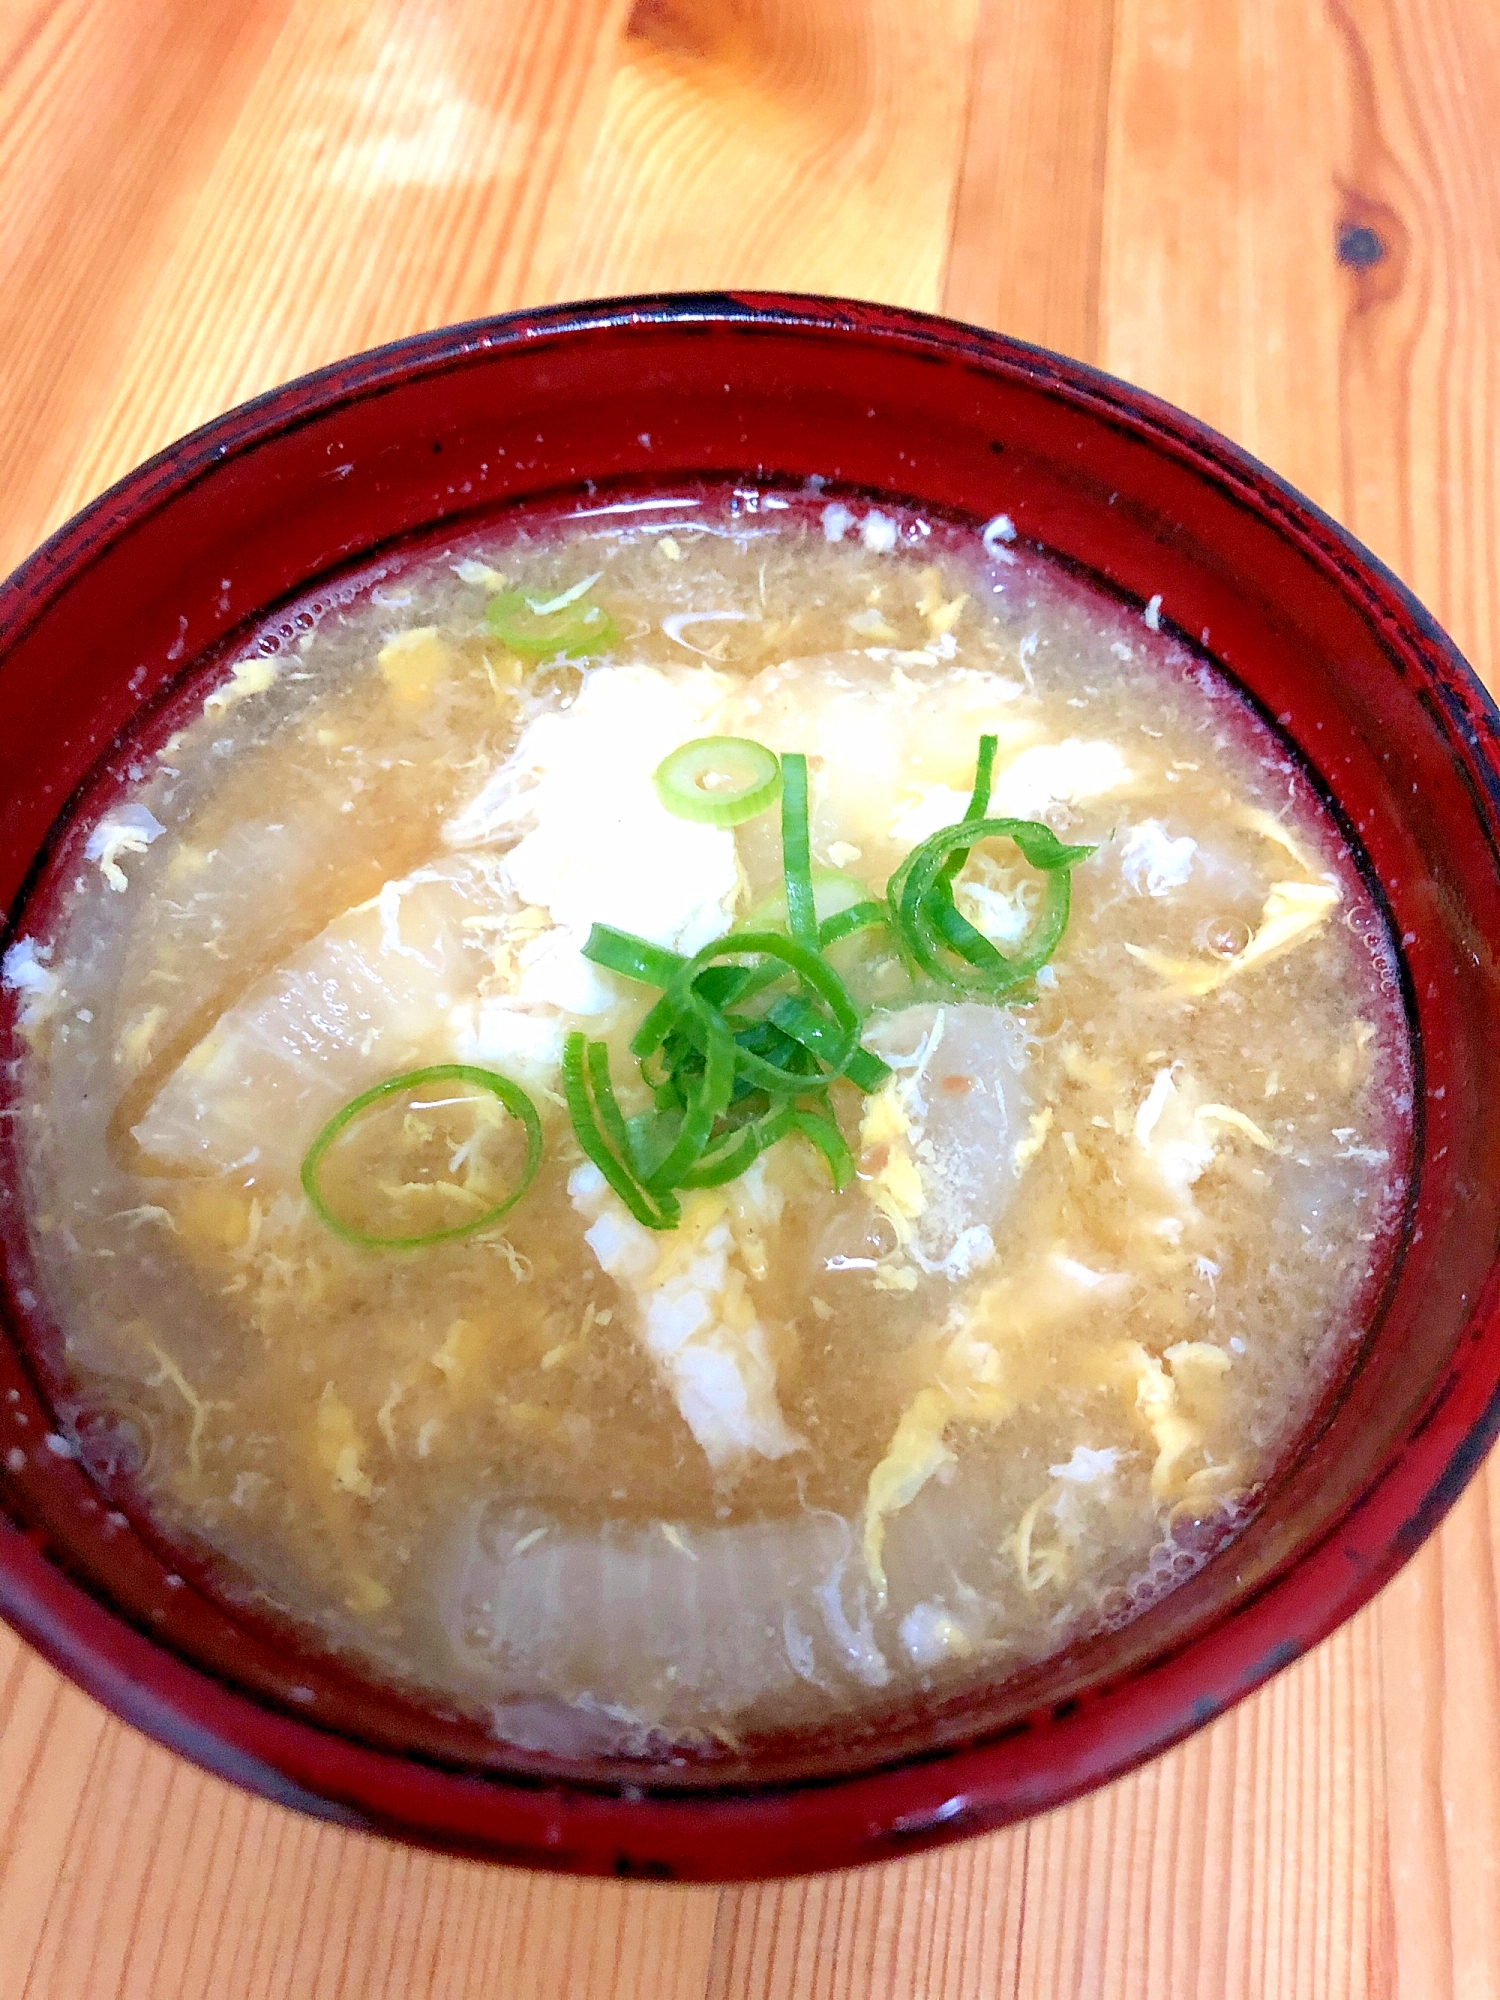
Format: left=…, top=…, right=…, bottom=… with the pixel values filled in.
left=654, top=736, right=782, bottom=827
left=300, top=1063, right=543, bottom=1251
left=485, top=589, right=616, bottom=660
left=891, top=816, right=1092, bottom=993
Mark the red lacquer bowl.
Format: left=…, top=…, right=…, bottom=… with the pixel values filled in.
left=2, top=296, right=1499, bottom=1881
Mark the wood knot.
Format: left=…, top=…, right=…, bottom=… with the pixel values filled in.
left=1336, top=221, right=1386, bottom=269
left=1333, top=185, right=1409, bottom=309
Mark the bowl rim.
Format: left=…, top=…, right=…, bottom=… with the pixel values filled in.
left=4, top=289, right=1500, bottom=1880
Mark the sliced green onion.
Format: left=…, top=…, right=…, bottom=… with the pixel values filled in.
left=586, top=1037, right=636, bottom=1164
left=818, top=899, right=887, bottom=950
left=787, top=1108, right=855, bottom=1192
left=765, top=994, right=891, bottom=1092
left=301, top=1064, right=542, bottom=1251
left=582, top=923, right=685, bottom=988
left=966, top=733, right=999, bottom=816
left=890, top=814, right=1092, bottom=995
left=651, top=1073, right=686, bottom=1113
left=744, top=872, right=890, bottom=969
left=643, top=1006, right=736, bottom=1189
left=780, top=752, right=818, bottom=948
left=887, top=732, right=1004, bottom=932
left=654, top=736, right=781, bottom=826
left=563, top=1033, right=679, bottom=1230
left=842, top=1044, right=894, bottom=1093
left=940, top=731, right=999, bottom=884
left=485, top=588, right=616, bottom=660
left=562, top=734, right=1088, bottom=1218
left=695, top=963, right=764, bottom=1008
left=926, top=886, right=1007, bottom=970
left=632, top=983, right=696, bottom=1069
left=650, top=930, right=862, bottom=1093
left=624, top=1109, right=675, bottom=1181
left=748, top=867, right=868, bottom=935
left=677, top=1112, right=787, bottom=1189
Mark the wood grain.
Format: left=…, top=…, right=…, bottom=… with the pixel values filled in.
left=2, top=0, right=1498, bottom=1994
left=543, top=0, right=981, bottom=310
left=943, top=0, right=1116, bottom=360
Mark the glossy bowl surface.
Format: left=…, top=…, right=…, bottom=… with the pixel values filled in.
left=3, top=295, right=1500, bottom=1881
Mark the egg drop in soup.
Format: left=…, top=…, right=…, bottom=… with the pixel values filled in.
left=2, top=489, right=1412, bottom=1754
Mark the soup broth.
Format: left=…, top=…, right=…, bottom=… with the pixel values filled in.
left=2, top=489, right=1411, bottom=1754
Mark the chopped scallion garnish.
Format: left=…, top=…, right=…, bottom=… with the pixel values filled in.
left=566, top=734, right=1091, bottom=1225
left=300, top=739, right=1088, bottom=1245
left=563, top=1033, right=680, bottom=1230
left=300, top=1064, right=542, bottom=1250
left=779, top=752, right=818, bottom=949
left=889, top=813, right=1092, bottom=994
left=485, top=587, right=616, bottom=660
left=785, top=1107, right=855, bottom=1192
left=940, top=731, right=1000, bottom=883
left=747, top=867, right=876, bottom=941
left=817, top=898, right=887, bottom=950
left=654, top=736, right=782, bottom=826
left=580, top=923, right=685, bottom=989
left=571, top=912, right=884, bottom=1226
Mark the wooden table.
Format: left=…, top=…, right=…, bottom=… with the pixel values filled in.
left=1, top=1, right=1496, bottom=1992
